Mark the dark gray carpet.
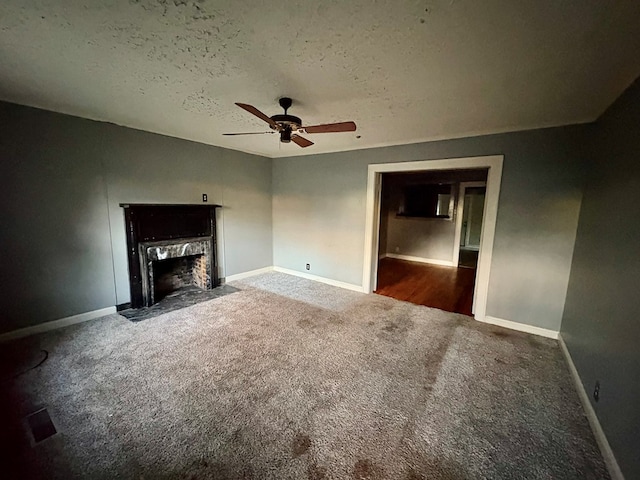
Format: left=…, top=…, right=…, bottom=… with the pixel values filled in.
left=118, top=284, right=239, bottom=322
left=0, top=272, right=608, bottom=479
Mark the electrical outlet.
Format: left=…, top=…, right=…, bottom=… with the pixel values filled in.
left=395, top=246, right=400, bottom=252
left=202, top=193, right=208, bottom=202
left=306, top=264, right=310, bottom=270
left=593, top=381, right=600, bottom=402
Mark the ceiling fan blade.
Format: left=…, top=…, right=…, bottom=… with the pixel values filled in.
left=223, top=131, right=275, bottom=136
left=235, top=103, right=279, bottom=129
left=291, top=134, right=314, bottom=148
left=303, top=121, right=356, bottom=134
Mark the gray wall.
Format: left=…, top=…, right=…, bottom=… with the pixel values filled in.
left=382, top=178, right=457, bottom=263
left=384, top=206, right=456, bottom=262
left=561, top=79, right=640, bottom=479
left=1, top=103, right=116, bottom=333
left=273, top=126, right=587, bottom=331
left=100, top=123, right=273, bottom=305
left=0, top=102, right=272, bottom=334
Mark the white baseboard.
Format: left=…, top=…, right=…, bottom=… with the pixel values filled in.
left=273, top=266, right=365, bottom=293
left=224, top=266, right=274, bottom=282
left=477, top=315, right=559, bottom=339
left=0, top=306, right=117, bottom=343
left=558, top=335, right=625, bottom=480
left=385, top=253, right=455, bottom=267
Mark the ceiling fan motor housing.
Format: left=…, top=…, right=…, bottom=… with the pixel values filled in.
left=271, top=114, right=302, bottom=128
left=272, top=98, right=301, bottom=142
left=271, top=98, right=302, bottom=135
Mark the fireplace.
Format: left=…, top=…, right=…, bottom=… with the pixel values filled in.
left=121, top=204, right=220, bottom=308
left=139, top=236, right=212, bottom=306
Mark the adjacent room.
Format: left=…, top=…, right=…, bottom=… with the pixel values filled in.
left=375, top=168, right=489, bottom=315
left=1, top=1, right=638, bottom=479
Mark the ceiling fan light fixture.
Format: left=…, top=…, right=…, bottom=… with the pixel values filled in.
left=280, top=128, right=292, bottom=143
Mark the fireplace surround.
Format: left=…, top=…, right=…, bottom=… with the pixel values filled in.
left=121, top=204, right=220, bottom=308
left=140, top=236, right=212, bottom=306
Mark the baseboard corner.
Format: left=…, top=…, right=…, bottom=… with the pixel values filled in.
left=224, top=266, right=274, bottom=283
left=558, top=334, right=625, bottom=480
left=385, top=253, right=455, bottom=267
left=477, top=315, right=559, bottom=339
left=272, top=266, right=365, bottom=293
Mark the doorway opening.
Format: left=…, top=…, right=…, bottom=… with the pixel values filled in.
left=374, top=170, right=487, bottom=315
left=362, top=155, right=503, bottom=321
left=455, top=183, right=487, bottom=270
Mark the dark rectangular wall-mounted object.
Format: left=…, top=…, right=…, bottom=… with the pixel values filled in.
left=121, top=204, right=221, bottom=308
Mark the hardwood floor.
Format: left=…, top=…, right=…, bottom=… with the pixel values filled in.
left=375, top=257, right=476, bottom=316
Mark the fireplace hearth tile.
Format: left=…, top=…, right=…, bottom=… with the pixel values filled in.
left=118, top=284, right=239, bottom=322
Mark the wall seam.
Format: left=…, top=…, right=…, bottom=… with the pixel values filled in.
left=100, top=145, right=119, bottom=307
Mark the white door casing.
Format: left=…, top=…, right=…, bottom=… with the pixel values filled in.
left=453, top=182, right=487, bottom=266
left=363, top=155, right=503, bottom=321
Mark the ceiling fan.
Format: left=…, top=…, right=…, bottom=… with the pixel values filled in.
left=224, top=97, right=356, bottom=148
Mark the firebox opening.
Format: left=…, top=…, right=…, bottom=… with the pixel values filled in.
left=153, top=254, right=209, bottom=303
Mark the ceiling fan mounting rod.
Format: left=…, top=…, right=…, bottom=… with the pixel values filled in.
left=269, top=98, right=301, bottom=130
left=279, top=97, right=293, bottom=115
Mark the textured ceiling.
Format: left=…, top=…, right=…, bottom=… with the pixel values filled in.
left=1, top=1, right=639, bottom=158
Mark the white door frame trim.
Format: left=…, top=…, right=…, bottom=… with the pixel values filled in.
left=453, top=181, right=487, bottom=267
left=453, top=181, right=487, bottom=314
left=362, top=155, right=504, bottom=321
